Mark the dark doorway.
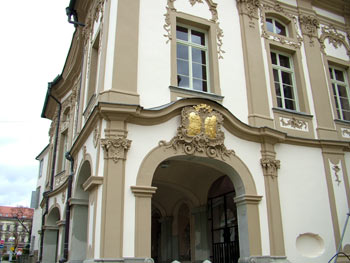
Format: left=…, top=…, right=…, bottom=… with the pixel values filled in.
left=208, top=176, right=239, bottom=263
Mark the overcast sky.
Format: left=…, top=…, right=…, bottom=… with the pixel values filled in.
left=0, top=1, right=74, bottom=207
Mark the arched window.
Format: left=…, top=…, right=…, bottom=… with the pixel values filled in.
left=266, top=17, right=288, bottom=37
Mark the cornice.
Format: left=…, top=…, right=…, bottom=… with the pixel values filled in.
left=70, top=98, right=350, bottom=160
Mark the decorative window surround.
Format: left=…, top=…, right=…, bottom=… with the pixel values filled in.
left=319, top=25, right=350, bottom=57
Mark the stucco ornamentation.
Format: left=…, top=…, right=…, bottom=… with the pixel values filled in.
left=189, top=0, right=203, bottom=6
left=280, top=117, right=308, bottom=131
left=319, top=25, right=350, bottom=56
left=341, top=128, right=350, bottom=138
left=259, top=3, right=303, bottom=48
left=82, top=0, right=106, bottom=46
left=54, top=172, right=68, bottom=188
left=332, top=164, right=341, bottom=185
left=260, top=158, right=280, bottom=179
left=93, top=125, right=100, bottom=148
left=236, top=0, right=261, bottom=20
left=299, top=15, right=319, bottom=46
left=62, top=191, right=66, bottom=203
left=159, top=104, right=234, bottom=159
left=101, top=137, right=132, bottom=163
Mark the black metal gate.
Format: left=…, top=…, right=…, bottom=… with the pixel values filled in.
left=208, top=191, right=239, bottom=263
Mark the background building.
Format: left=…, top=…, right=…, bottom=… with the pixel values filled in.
left=0, top=206, right=33, bottom=255
left=33, top=0, right=350, bottom=263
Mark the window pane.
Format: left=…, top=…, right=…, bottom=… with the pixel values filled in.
left=334, top=96, right=339, bottom=108
left=336, top=109, right=341, bottom=119
left=281, top=71, right=292, bottom=85
left=275, top=83, right=281, bottom=96
left=177, top=75, right=189, bottom=88
left=275, top=20, right=287, bottom=36
left=340, top=97, right=350, bottom=110
left=273, top=69, right=279, bottom=82
left=177, top=44, right=188, bottom=60
left=277, top=97, right=283, bottom=108
left=176, top=26, right=188, bottom=41
left=192, top=47, right=206, bottom=64
left=332, top=84, right=336, bottom=94
left=271, top=52, right=277, bottom=65
left=192, top=63, right=207, bottom=80
left=343, top=110, right=350, bottom=121
left=279, top=54, right=290, bottom=68
left=191, top=30, right=205, bottom=45
left=329, top=68, right=334, bottom=80
left=285, top=99, right=295, bottom=110
left=177, top=59, right=189, bottom=76
left=193, top=78, right=207, bottom=92
left=334, top=69, right=345, bottom=82
left=283, top=85, right=294, bottom=99
left=266, top=18, right=274, bottom=33
left=338, top=85, right=348, bottom=97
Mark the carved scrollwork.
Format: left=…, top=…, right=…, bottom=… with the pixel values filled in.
left=101, top=137, right=132, bottom=163
left=299, top=15, right=319, bottom=46
left=332, top=165, right=341, bottom=185
left=280, top=117, right=308, bottom=131
left=260, top=158, right=280, bottom=179
left=319, top=25, right=350, bottom=56
left=159, top=104, right=234, bottom=159
left=236, top=0, right=261, bottom=20
left=341, top=128, right=350, bottom=138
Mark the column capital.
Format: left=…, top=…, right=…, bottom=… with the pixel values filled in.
left=131, top=185, right=157, bottom=198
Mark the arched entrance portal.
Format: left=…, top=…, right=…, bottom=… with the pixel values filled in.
left=150, top=157, right=241, bottom=263
left=134, top=147, right=262, bottom=262
left=43, top=207, right=60, bottom=263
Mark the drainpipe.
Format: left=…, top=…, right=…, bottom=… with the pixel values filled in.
left=59, top=152, right=74, bottom=263
left=66, top=1, right=85, bottom=28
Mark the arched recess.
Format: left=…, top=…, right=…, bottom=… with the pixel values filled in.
left=132, top=145, right=262, bottom=260
left=43, top=206, right=61, bottom=263
left=69, top=159, right=92, bottom=262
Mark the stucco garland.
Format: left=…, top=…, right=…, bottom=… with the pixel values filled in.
left=319, top=25, right=350, bottom=57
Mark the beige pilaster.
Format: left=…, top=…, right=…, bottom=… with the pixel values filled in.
left=236, top=0, right=274, bottom=128
left=260, top=139, right=285, bottom=257
left=297, top=1, right=337, bottom=140
left=131, top=185, right=157, bottom=258
left=99, top=120, right=131, bottom=258
left=102, top=0, right=140, bottom=104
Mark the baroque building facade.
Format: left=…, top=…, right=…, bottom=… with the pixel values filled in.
left=32, top=0, right=350, bottom=263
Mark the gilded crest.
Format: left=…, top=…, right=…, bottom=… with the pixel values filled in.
left=159, top=104, right=234, bottom=159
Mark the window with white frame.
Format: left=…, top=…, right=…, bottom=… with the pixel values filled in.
left=329, top=67, right=350, bottom=121
left=271, top=51, right=298, bottom=111
left=176, top=25, right=209, bottom=92
left=266, top=17, right=288, bottom=37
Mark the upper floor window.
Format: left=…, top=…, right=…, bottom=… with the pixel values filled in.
left=329, top=67, right=350, bottom=121
left=38, top=159, right=43, bottom=178
left=271, top=51, right=298, bottom=111
left=176, top=25, right=209, bottom=92
left=266, top=17, right=288, bottom=37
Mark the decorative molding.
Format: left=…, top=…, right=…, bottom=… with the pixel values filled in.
left=341, top=128, right=350, bottom=138
left=93, top=124, right=100, bottom=148
left=54, top=172, right=68, bottom=188
left=332, top=164, right=341, bottom=185
left=299, top=15, right=320, bottom=46
left=236, top=0, right=261, bottom=20
left=163, top=0, right=225, bottom=58
left=101, top=137, right=132, bottom=163
left=319, top=25, right=350, bottom=56
left=260, top=158, right=280, bottom=179
left=83, top=176, right=103, bottom=192
left=279, top=117, right=308, bottom=131
left=259, top=2, right=303, bottom=49
left=159, top=104, right=234, bottom=159
left=131, top=185, right=157, bottom=198
left=82, top=0, right=106, bottom=46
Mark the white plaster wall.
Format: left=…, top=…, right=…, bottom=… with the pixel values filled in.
left=137, top=0, right=171, bottom=108
left=223, top=127, right=270, bottom=255
left=340, top=152, right=350, bottom=248
left=276, top=144, right=336, bottom=263
left=278, top=0, right=297, bottom=7
left=217, top=1, right=249, bottom=124
left=313, top=7, right=345, bottom=24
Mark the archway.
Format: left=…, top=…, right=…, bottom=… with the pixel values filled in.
left=133, top=147, right=262, bottom=262
left=43, top=207, right=60, bottom=263
left=69, top=160, right=91, bottom=262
